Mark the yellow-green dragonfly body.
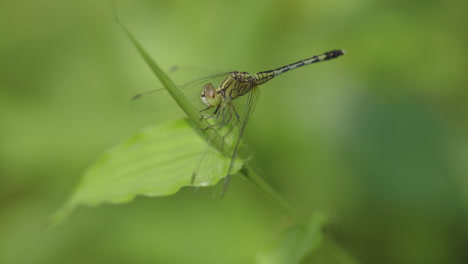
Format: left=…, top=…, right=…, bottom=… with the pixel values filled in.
left=195, top=49, right=346, bottom=194
left=133, top=49, right=345, bottom=195
left=200, top=50, right=345, bottom=110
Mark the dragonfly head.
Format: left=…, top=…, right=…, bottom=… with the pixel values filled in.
left=200, top=83, right=221, bottom=108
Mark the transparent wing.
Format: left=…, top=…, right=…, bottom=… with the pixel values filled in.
left=131, top=71, right=231, bottom=113
left=192, top=80, right=261, bottom=196
left=222, top=82, right=260, bottom=194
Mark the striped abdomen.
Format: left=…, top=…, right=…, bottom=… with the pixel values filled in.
left=254, top=49, right=345, bottom=85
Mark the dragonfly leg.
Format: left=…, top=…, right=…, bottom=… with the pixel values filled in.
left=215, top=104, right=233, bottom=131
left=200, top=103, right=227, bottom=131
left=230, top=102, right=241, bottom=125
left=221, top=103, right=239, bottom=145
left=200, top=104, right=221, bottom=121
left=200, top=104, right=236, bottom=151
left=218, top=106, right=234, bottom=150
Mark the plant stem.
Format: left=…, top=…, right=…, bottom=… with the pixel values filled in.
left=241, top=166, right=301, bottom=221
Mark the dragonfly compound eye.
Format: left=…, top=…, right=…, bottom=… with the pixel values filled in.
left=200, top=83, right=221, bottom=108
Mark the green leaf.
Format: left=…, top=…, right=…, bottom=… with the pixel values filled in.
left=50, top=119, right=242, bottom=226
left=256, top=213, right=328, bottom=264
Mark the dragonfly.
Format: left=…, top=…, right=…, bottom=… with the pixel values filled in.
left=134, top=49, right=346, bottom=195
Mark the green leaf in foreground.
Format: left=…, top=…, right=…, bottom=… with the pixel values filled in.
left=50, top=118, right=242, bottom=225
left=256, top=213, right=328, bottom=264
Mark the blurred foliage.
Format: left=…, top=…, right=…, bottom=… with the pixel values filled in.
left=257, top=213, right=328, bottom=264
left=1, top=0, right=467, bottom=263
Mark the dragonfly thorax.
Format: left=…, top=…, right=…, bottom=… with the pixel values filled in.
left=221, top=71, right=257, bottom=100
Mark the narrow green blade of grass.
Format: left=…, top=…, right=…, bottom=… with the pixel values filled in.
left=111, top=2, right=238, bottom=166
left=50, top=119, right=242, bottom=225
left=111, top=5, right=216, bottom=142
left=256, top=213, right=328, bottom=264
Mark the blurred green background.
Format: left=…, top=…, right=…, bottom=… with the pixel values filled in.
left=1, top=0, right=467, bottom=263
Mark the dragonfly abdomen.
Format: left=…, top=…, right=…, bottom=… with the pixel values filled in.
left=255, top=49, right=346, bottom=85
